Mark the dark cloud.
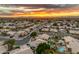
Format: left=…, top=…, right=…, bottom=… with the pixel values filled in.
left=0, top=4, right=79, bottom=9
left=0, top=4, right=79, bottom=17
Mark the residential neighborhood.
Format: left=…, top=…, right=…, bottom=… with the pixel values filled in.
left=0, top=17, right=79, bottom=54
left=0, top=4, right=79, bottom=54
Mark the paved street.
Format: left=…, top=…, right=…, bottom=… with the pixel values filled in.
left=16, top=23, right=46, bottom=45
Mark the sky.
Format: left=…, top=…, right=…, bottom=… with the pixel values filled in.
left=0, top=4, right=79, bottom=17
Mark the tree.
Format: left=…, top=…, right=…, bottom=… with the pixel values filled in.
left=52, top=35, right=60, bottom=49
left=39, top=29, right=41, bottom=32
left=44, top=49, right=55, bottom=54
left=3, top=39, right=16, bottom=51
left=68, top=48, right=72, bottom=54
left=1, top=32, right=9, bottom=36
left=48, top=37, right=55, bottom=48
left=36, top=43, right=50, bottom=54
left=65, top=27, right=70, bottom=34
left=30, top=31, right=37, bottom=38
left=77, top=52, right=79, bottom=54
left=66, top=28, right=70, bottom=34
left=53, top=22, right=58, bottom=26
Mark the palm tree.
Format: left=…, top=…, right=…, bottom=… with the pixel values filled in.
left=3, top=39, right=16, bottom=51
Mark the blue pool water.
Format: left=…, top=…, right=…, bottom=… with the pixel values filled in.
left=58, top=47, right=65, bottom=52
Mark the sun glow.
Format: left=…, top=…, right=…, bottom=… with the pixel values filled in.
left=4, top=11, right=79, bottom=17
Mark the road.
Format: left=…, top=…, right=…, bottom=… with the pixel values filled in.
left=16, top=23, right=70, bottom=45
left=0, top=22, right=46, bottom=45
left=16, top=23, right=46, bottom=45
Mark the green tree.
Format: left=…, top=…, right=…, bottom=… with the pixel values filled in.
left=53, top=22, right=58, bottom=26
left=30, top=31, right=37, bottom=38
left=36, top=43, right=50, bottom=54
left=52, top=35, right=60, bottom=49
left=65, top=27, right=70, bottom=34
left=48, top=37, right=55, bottom=48
left=3, top=39, right=16, bottom=51
left=44, top=49, right=55, bottom=54
left=1, top=32, right=9, bottom=36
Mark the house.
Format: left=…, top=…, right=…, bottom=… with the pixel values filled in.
left=69, top=30, right=79, bottom=34
left=17, top=31, right=28, bottom=37
left=41, top=28, right=49, bottom=32
left=7, top=31, right=16, bottom=36
left=28, top=39, right=47, bottom=48
left=64, top=36, right=79, bottom=53
left=50, top=28, right=58, bottom=32
left=10, top=45, right=33, bottom=54
left=24, top=28, right=31, bottom=33
left=0, top=41, right=7, bottom=54
left=37, top=34, right=50, bottom=40
left=3, top=23, right=16, bottom=29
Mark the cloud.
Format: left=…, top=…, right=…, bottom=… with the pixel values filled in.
left=0, top=4, right=79, bottom=17
left=0, top=6, right=46, bottom=15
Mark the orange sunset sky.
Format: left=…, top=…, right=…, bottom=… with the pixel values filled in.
left=0, top=4, right=79, bottom=17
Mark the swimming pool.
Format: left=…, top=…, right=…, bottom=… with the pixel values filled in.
left=58, top=47, right=65, bottom=52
